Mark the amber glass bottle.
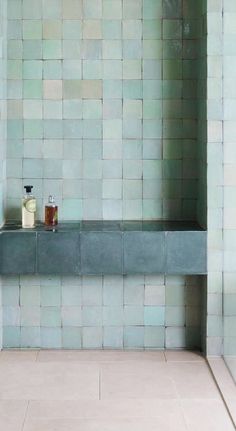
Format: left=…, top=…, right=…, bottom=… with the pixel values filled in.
left=45, top=195, right=58, bottom=226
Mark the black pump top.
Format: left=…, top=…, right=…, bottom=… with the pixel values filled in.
left=24, top=185, right=33, bottom=193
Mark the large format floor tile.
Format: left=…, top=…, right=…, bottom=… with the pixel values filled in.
left=0, top=350, right=233, bottom=431
left=0, top=400, right=28, bottom=431
left=0, top=362, right=99, bottom=400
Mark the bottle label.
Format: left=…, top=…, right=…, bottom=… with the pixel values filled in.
left=24, top=199, right=36, bottom=213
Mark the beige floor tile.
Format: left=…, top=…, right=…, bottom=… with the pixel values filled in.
left=0, top=350, right=38, bottom=362
left=165, top=350, right=204, bottom=362
left=168, top=362, right=221, bottom=399
left=0, top=400, right=28, bottom=431
left=27, top=399, right=183, bottom=420
left=100, top=360, right=169, bottom=375
left=37, top=350, right=165, bottom=363
left=23, top=417, right=187, bottom=431
left=0, top=362, right=99, bottom=400
left=180, top=399, right=235, bottom=431
left=101, top=363, right=177, bottom=399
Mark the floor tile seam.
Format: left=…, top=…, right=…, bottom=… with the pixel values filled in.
left=21, top=400, right=29, bottom=431
left=207, top=359, right=236, bottom=430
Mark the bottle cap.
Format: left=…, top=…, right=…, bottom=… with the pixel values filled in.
left=48, top=195, right=55, bottom=204
left=24, top=185, right=33, bottom=193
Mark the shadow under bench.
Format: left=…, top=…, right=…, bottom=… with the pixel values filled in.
left=0, top=221, right=207, bottom=275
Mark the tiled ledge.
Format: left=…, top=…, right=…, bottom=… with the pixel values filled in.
left=0, top=221, right=207, bottom=275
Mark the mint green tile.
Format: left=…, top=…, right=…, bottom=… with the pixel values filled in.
left=123, top=80, right=142, bottom=99
left=143, top=80, right=162, bottom=99
left=64, top=100, right=82, bottom=119
left=163, top=40, right=182, bottom=59
left=82, top=307, right=102, bottom=326
left=143, top=160, right=162, bottom=179
left=143, top=139, right=162, bottom=159
left=21, top=306, right=40, bottom=326
left=24, top=120, right=43, bottom=138
left=23, top=158, right=43, bottom=178
left=83, top=100, right=102, bottom=119
left=41, top=328, right=62, bottom=348
left=103, top=327, right=123, bottom=348
left=166, top=306, right=185, bottom=326
left=143, top=20, right=162, bottom=39
left=123, top=179, right=142, bottom=199
left=63, top=20, right=82, bottom=39
left=8, top=80, right=23, bottom=99
left=143, top=120, right=162, bottom=139
left=83, top=60, right=102, bottom=79
left=62, top=199, right=83, bottom=219
left=63, top=80, right=81, bottom=99
left=163, top=0, right=182, bottom=18
left=43, top=20, right=62, bottom=39
left=23, top=41, right=42, bottom=59
left=63, top=40, right=81, bottom=59
left=44, top=159, right=62, bottom=178
left=43, top=60, right=62, bottom=79
left=2, top=285, right=20, bottom=306
left=23, top=0, right=42, bottom=18
left=143, top=0, right=162, bottom=19
left=166, top=284, right=185, bottom=306
left=123, top=0, right=142, bottom=19
left=41, top=284, right=61, bottom=306
left=23, top=80, right=42, bottom=99
left=104, top=60, right=122, bottom=79
left=83, top=120, right=102, bottom=139
left=23, top=20, right=42, bottom=39
left=7, top=120, right=23, bottom=139
left=8, top=20, right=22, bottom=39
left=143, top=40, right=162, bottom=59
left=144, top=197, right=163, bottom=217
left=20, top=327, right=40, bottom=348
left=43, top=40, right=62, bottom=59
left=62, top=327, right=82, bottom=349
left=123, top=119, right=142, bottom=139
left=103, top=306, right=123, bottom=326
left=20, top=284, right=40, bottom=306
left=3, top=306, right=20, bottom=326
left=166, top=327, right=186, bottom=349
left=163, top=160, right=182, bottom=179
left=124, top=326, right=144, bottom=348
left=8, top=60, right=22, bottom=79
left=123, top=160, right=142, bottom=179
left=103, top=80, right=122, bottom=98
left=84, top=0, right=102, bottom=18
left=3, top=327, right=20, bottom=348
left=163, top=59, right=182, bottom=79
left=123, top=141, right=142, bottom=159
left=43, top=0, right=62, bottom=19
left=62, top=306, right=82, bottom=326
left=124, top=306, right=143, bottom=325
left=8, top=40, right=23, bottom=59
left=123, top=20, right=142, bottom=40
left=63, top=60, right=81, bottom=79
left=144, top=327, right=165, bottom=348
left=23, top=61, right=42, bottom=79
left=8, top=0, right=22, bottom=19
left=103, top=20, right=121, bottom=39
left=143, top=100, right=162, bottom=119
left=144, top=306, right=165, bottom=326
left=103, top=0, right=122, bottom=19
left=163, top=80, right=182, bottom=99
left=123, top=40, right=142, bottom=59
left=82, top=327, right=102, bottom=348
left=44, top=120, right=63, bottom=138
left=163, top=19, right=182, bottom=39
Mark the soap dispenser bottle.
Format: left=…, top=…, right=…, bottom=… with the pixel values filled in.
left=45, top=195, right=58, bottom=226
left=22, top=185, right=36, bottom=228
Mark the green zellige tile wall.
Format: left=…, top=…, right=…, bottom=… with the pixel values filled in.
left=2, top=274, right=203, bottom=349
left=6, top=0, right=204, bottom=221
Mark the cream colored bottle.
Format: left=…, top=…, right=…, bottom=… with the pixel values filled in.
left=22, top=185, right=36, bottom=228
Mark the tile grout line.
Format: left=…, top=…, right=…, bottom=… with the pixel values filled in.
left=99, top=366, right=101, bottom=400
left=21, top=400, right=30, bottom=431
